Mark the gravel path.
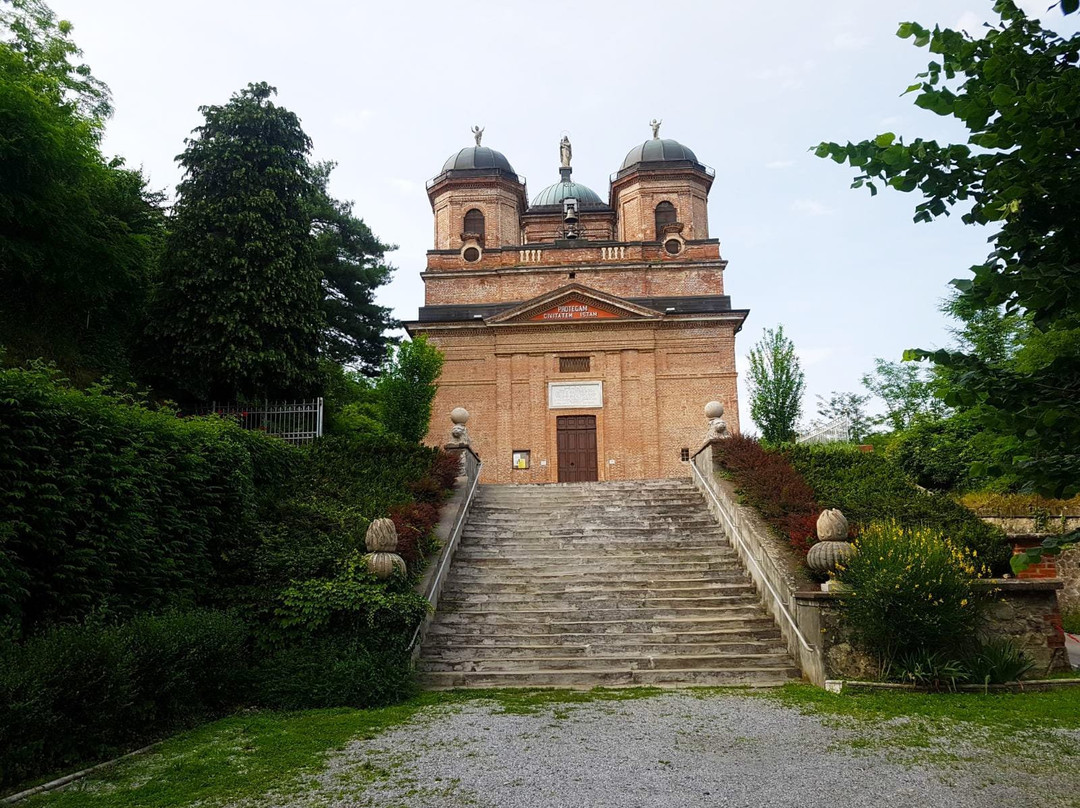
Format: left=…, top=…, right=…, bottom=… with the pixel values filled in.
left=254, top=691, right=1077, bottom=808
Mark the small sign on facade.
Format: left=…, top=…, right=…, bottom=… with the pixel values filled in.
left=512, top=450, right=530, bottom=469
left=548, top=381, right=603, bottom=409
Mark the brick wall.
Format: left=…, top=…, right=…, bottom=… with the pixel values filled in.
left=419, top=319, right=741, bottom=485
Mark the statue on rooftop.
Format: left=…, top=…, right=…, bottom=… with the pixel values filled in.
left=560, top=134, right=572, bottom=168
left=471, top=125, right=484, bottom=146
left=650, top=118, right=662, bottom=139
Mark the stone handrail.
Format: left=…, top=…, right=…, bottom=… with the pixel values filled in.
left=690, top=439, right=828, bottom=685
left=409, top=445, right=482, bottom=657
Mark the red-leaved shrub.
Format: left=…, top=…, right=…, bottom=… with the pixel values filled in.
left=390, top=501, right=441, bottom=568
left=713, top=435, right=821, bottom=560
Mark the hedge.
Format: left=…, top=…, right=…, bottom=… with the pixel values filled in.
left=0, top=610, right=248, bottom=787
left=784, top=443, right=1012, bottom=574
left=0, top=366, right=295, bottom=638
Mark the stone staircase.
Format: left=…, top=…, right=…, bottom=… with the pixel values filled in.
left=417, top=478, right=800, bottom=689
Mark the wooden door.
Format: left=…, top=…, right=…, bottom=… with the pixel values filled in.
left=557, top=415, right=598, bottom=482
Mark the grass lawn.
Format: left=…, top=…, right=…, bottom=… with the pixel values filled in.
left=19, top=684, right=1080, bottom=808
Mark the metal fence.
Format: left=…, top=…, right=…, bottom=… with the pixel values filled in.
left=192, top=398, right=324, bottom=445
left=797, top=415, right=852, bottom=445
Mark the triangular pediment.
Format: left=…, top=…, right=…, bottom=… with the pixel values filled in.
left=487, top=284, right=663, bottom=325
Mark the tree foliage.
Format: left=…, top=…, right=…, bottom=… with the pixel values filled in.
left=147, top=83, right=323, bottom=401
left=376, top=335, right=444, bottom=444
left=310, top=164, right=397, bottom=375
left=814, top=1, right=1080, bottom=564
left=0, top=3, right=164, bottom=382
left=861, top=358, right=947, bottom=432
left=746, top=325, right=805, bottom=444
left=814, top=391, right=872, bottom=443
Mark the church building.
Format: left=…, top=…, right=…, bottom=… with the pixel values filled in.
left=404, top=124, right=748, bottom=484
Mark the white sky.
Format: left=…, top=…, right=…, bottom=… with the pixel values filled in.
left=47, top=0, right=1077, bottom=428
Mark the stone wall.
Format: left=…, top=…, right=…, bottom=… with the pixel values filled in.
left=795, top=580, right=1070, bottom=680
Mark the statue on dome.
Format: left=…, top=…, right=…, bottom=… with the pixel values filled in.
left=559, top=135, right=572, bottom=168
left=471, top=125, right=484, bottom=146
left=650, top=118, right=662, bottom=139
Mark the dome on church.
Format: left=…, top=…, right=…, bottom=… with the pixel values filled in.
left=440, top=146, right=517, bottom=175
left=619, top=138, right=701, bottom=171
left=530, top=179, right=605, bottom=208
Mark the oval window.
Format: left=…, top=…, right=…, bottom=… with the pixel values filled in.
left=463, top=247, right=481, bottom=262
left=664, top=239, right=682, bottom=255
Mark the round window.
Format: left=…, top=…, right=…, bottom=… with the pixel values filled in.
left=664, top=239, right=682, bottom=255
left=463, top=247, right=481, bottom=263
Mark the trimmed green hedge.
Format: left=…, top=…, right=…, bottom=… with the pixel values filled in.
left=784, top=443, right=1011, bottom=574
left=0, top=366, right=296, bottom=638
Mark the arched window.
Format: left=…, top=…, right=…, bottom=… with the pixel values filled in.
left=464, top=208, right=485, bottom=243
left=654, top=201, right=677, bottom=239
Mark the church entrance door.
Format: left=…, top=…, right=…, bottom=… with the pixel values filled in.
left=556, top=415, right=598, bottom=482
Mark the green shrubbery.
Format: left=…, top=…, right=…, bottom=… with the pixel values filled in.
left=0, top=366, right=455, bottom=789
left=0, top=365, right=295, bottom=638
left=838, top=522, right=987, bottom=664
left=785, top=443, right=1011, bottom=574
left=0, top=610, right=248, bottom=786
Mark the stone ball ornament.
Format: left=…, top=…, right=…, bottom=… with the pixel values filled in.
left=363, top=517, right=406, bottom=579
left=703, top=401, right=729, bottom=441
left=704, top=401, right=725, bottom=419
left=447, top=407, right=471, bottom=447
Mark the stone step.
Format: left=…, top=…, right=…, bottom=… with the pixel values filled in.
left=437, top=604, right=767, bottom=620
left=441, top=580, right=754, bottom=596
left=420, top=640, right=787, bottom=661
left=445, top=569, right=750, bottom=584
left=439, top=592, right=758, bottom=608
left=419, top=666, right=800, bottom=690
left=417, top=652, right=794, bottom=673
left=426, top=614, right=777, bottom=636
left=422, top=627, right=786, bottom=647
left=448, top=558, right=739, bottom=572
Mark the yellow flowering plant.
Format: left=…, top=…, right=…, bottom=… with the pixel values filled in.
left=837, top=521, right=990, bottom=667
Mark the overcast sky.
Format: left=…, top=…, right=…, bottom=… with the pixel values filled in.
left=47, top=0, right=1077, bottom=429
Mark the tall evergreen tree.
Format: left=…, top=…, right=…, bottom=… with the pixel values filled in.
left=310, top=163, right=397, bottom=375
left=148, top=83, right=324, bottom=401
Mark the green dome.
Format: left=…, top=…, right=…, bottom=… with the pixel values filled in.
left=440, top=146, right=517, bottom=175
left=530, top=179, right=605, bottom=208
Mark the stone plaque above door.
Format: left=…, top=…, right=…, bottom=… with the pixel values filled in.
left=548, top=381, right=603, bottom=409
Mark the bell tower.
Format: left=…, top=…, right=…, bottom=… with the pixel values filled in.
left=426, top=126, right=527, bottom=265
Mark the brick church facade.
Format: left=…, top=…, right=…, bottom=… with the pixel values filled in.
left=404, top=126, right=748, bottom=484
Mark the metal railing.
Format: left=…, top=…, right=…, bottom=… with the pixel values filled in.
left=191, top=398, right=324, bottom=445
left=689, top=458, right=814, bottom=653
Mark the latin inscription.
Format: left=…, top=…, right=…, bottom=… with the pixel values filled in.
left=548, top=381, right=603, bottom=409
left=530, top=300, right=618, bottom=322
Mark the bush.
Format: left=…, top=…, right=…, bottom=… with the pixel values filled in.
left=712, top=435, right=821, bottom=557
left=885, top=414, right=983, bottom=491
left=249, top=635, right=415, bottom=710
left=785, top=443, right=1011, bottom=574
left=0, top=610, right=248, bottom=788
left=838, top=522, right=988, bottom=667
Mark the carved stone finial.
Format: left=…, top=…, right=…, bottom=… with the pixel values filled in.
left=806, top=509, right=856, bottom=582
left=703, top=400, right=729, bottom=441
left=363, top=517, right=406, bottom=579
left=650, top=118, right=662, bottom=139
left=471, top=125, right=484, bottom=146
left=447, top=407, right=471, bottom=448
left=559, top=135, right=572, bottom=168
